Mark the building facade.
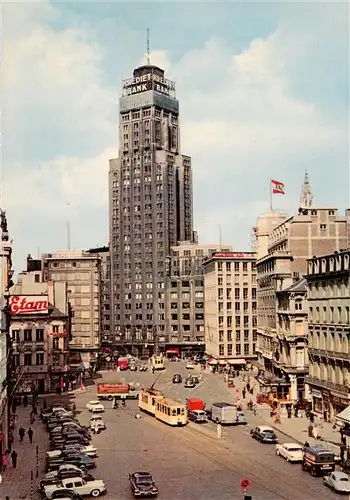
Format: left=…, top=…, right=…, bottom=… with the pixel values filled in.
left=42, top=251, right=102, bottom=366
left=275, top=278, right=309, bottom=400
left=167, top=242, right=232, bottom=356
left=256, top=179, right=350, bottom=399
left=87, top=247, right=111, bottom=344
left=109, top=62, right=194, bottom=353
left=0, top=210, right=14, bottom=454
left=305, top=250, right=350, bottom=420
left=203, top=251, right=257, bottom=365
left=9, top=274, right=69, bottom=393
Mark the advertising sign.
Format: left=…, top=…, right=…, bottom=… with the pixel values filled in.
left=97, top=383, right=130, bottom=395
left=9, top=295, right=49, bottom=315
left=214, top=252, right=253, bottom=258
left=123, top=72, right=175, bottom=97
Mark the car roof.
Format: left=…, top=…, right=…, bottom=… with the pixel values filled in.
left=258, top=426, right=274, bottom=431
left=283, top=443, right=302, bottom=448
left=133, top=471, right=152, bottom=476
left=332, top=471, right=349, bottom=479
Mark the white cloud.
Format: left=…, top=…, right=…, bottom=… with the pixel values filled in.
left=2, top=1, right=347, bottom=271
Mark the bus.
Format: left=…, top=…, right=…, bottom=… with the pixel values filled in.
left=150, top=355, right=164, bottom=370
left=139, top=388, right=164, bottom=415
left=155, top=397, right=187, bottom=426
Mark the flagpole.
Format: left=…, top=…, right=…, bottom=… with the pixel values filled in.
left=269, top=178, right=273, bottom=210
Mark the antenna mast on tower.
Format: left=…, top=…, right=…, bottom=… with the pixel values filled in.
left=146, top=28, right=151, bottom=65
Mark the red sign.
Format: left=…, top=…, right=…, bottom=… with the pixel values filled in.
left=51, top=332, right=67, bottom=338
left=214, top=252, right=253, bottom=259
left=97, top=383, right=130, bottom=395
left=240, top=478, right=251, bottom=490
left=9, top=295, right=49, bottom=315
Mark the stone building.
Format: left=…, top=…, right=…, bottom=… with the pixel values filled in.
left=166, top=241, right=232, bottom=357
left=9, top=273, right=69, bottom=393
left=256, top=174, right=350, bottom=400
left=42, top=250, right=102, bottom=368
left=305, top=250, right=350, bottom=419
left=203, top=251, right=257, bottom=366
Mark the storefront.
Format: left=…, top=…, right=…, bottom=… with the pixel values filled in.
left=322, top=390, right=331, bottom=421
left=311, top=388, right=323, bottom=413
left=330, top=394, right=350, bottom=420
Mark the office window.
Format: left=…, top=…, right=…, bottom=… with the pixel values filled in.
left=218, top=276, right=223, bottom=286
left=36, top=353, right=44, bottom=365
left=227, top=344, right=233, bottom=356
left=236, top=344, right=241, bottom=355
left=219, top=344, right=225, bottom=356
left=244, top=330, right=249, bottom=341
left=219, top=330, right=224, bottom=342
left=53, top=338, right=59, bottom=350
left=218, top=262, right=223, bottom=272
left=227, top=330, right=232, bottom=342
left=36, top=329, right=44, bottom=342
left=235, top=288, right=240, bottom=300
left=243, top=262, right=248, bottom=272
left=244, top=344, right=250, bottom=355
left=226, top=262, right=231, bottom=272
left=24, top=353, right=32, bottom=366
left=236, top=330, right=241, bottom=341
left=24, top=329, right=32, bottom=342
left=234, top=262, right=239, bottom=271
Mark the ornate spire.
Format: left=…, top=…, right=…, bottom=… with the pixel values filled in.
left=299, top=169, right=313, bottom=209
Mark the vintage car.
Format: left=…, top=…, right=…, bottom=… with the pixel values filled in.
left=129, top=471, right=159, bottom=497
left=85, top=401, right=105, bottom=413
left=47, top=444, right=98, bottom=459
left=50, top=489, right=83, bottom=500
left=275, top=442, right=304, bottom=462
left=44, top=464, right=89, bottom=480
left=90, top=416, right=106, bottom=431
left=172, top=374, right=182, bottom=384
left=250, top=425, right=278, bottom=443
left=40, top=468, right=94, bottom=491
left=184, top=378, right=196, bottom=388
left=44, top=476, right=106, bottom=499
left=46, top=453, right=95, bottom=472
left=188, top=410, right=207, bottom=423
left=323, top=471, right=350, bottom=494
left=302, top=446, right=335, bottom=476
left=186, top=362, right=195, bottom=370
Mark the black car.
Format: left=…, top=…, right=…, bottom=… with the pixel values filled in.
left=172, top=374, right=182, bottom=384
left=129, top=471, right=159, bottom=497
left=184, top=378, right=195, bottom=388
left=47, top=453, right=95, bottom=472
left=50, top=428, right=91, bottom=439
left=250, top=426, right=278, bottom=443
left=51, top=490, right=83, bottom=500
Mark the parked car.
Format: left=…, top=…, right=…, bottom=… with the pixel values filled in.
left=47, top=444, right=98, bottom=459
left=86, top=401, right=105, bottom=413
left=191, top=375, right=200, bottom=385
left=44, top=476, right=107, bottom=499
left=47, top=453, right=96, bottom=472
left=129, top=471, right=159, bottom=497
left=275, top=443, right=304, bottom=462
left=139, top=365, right=148, bottom=372
left=184, top=378, right=196, bottom=388
left=250, top=426, right=278, bottom=443
left=43, top=464, right=90, bottom=480
left=90, top=416, right=106, bottom=431
left=130, top=363, right=137, bottom=371
left=324, top=471, right=350, bottom=494
left=170, top=356, right=180, bottom=362
left=186, top=362, right=195, bottom=370
left=172, top=374, right=182, bottom=384
left=40, top=469, right=95, bottom=491
left=50, top=489, right=83, bottom=500
left=188, top=410, right=207, bottom=423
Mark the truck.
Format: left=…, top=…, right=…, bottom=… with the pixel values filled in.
left=186, top=398, right=205, bottom=412
left=210, top=402, right=247, bottom=425
left=97, top=383, right=140, bottom=401
left=118, top=357, right=129, bottom=370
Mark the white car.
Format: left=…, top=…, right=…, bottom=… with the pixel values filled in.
left=44, top=463, right=86, bottom=480
left=275, top=442, right=304, bottom=462
left=86, top=400, right=105, bottom=413
left=90, top=416, right=106, bottom=431
left=47, top=444, right=98, bottom=459
left=44, top=476, right=107, bottom=498
left=324, top=471, right=350, bottom=494
left=186, top=362, right=195, bottom=370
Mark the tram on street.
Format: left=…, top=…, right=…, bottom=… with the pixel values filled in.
left=139, top=387, right=164, bottom=415
left=150, top=355, right=165, bottom=370
left=155, top=397, right=188, bottom=426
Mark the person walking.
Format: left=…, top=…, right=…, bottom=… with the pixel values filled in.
left=28, top=427, right=34, bottom=444
left=2, top=453, right=7, bottom=472
left=18, top=426, right=25, bottom=442
left=11, top=450, right=18, bottom=468
left=30, top=410, right=35, bottom=424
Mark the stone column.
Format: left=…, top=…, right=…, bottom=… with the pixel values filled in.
left=289, top=374, right=297, bottom=401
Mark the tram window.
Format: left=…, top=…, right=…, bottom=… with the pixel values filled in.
left=167, top=408, right=170, bottom=415
left=152, top=398, right=155, bottom=405
left=181, top=409, right=185, bottom=415
left=177, top=408, right=181, bottom=415
left=172, top=409, right=177, bottom=416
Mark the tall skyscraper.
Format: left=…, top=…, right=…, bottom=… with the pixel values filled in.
left=109, top=62, right=193, bottom=355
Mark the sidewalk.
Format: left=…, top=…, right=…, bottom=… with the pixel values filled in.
left=213, top=369, right=342, bottom=456
left=1, top=405, right=48, bottom=500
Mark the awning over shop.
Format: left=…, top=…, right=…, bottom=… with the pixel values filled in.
left=336, top=405, right=350, bottom=424
left=218, top=360, right=227, bottom=365
left=166, top=348, right=180, bottom=355
left=208, top=358, right=218, bottom=365
left=228, top=358, right=246, bottom=365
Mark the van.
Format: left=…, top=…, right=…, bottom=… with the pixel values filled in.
left=301, top=446, right=335, bottom=476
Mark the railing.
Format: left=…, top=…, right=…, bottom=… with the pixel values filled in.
left=305, top=376, right=350, bottom=394
left=22, top=365, right=48, bottom=374
left=309, top=348, right=350, bottom=361
left=50, top=365, right=68, bottom=373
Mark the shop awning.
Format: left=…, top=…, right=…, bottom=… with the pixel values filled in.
left=228, top=358, right=246, bottom=365
left=166, top=348, right=180, bottom=355
left=208, top=358, right=218, bottom=365
left=336, top=405, right=350, bottom=424
left=218, top=360, right=227, bottom=365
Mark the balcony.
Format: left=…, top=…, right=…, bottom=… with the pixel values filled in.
left=23, top=365, right=48, bottom=374
left=50, top=365, right=69, bottom=373
left=309, top=348, right=350, bottom=362
left=305, top=376, right=350, bottom=394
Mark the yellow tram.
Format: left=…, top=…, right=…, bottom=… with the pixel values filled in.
left=150, top=355, right=165, bottom=370
left=155, top=397, right=187, bottom=426
left=139, top=388, right=164, bottom=415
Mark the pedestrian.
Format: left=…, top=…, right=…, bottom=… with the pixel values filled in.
left=19, top=426, right=25, bottom=442
left=2, top=453, right=7, bottom=472
left=32, top=405, right=37, bottom=415
left=253, top=403, right=257, bottom=416
left=28, top=427, right=34, bottom=444
left=11, top=450, right=18, bottom=468
left=242, top=389, right=246, bottom=399
left=340, top=444, right=346, bottom=462
left=30, top=411, right=35, bottom=424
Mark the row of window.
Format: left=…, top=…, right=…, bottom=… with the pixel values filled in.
left=12, top=326, right=63, bottom=342
left=218, top=288, right=256, bottom=300
left=217, top=261, right=255, bottom=272
left=310, top=305, right=350, bottom=325
left=218, top=343, right=255, bottom=356
left=218, top=302, right=257, bottom=313
left=218, top=316, right=255, bottom=327
left=219, top=330, right=258, bottom=342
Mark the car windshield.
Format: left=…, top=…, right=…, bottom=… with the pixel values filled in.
left=263, top=431, right=275, bottom=435
left=137, top=478, right=153, bottom=485
left=289, top=447, right=302, bottom=452
left=339, top=477, right=349, bottom=482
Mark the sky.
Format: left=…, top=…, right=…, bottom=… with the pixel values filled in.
left=2, top=0, right=349, bottom=272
